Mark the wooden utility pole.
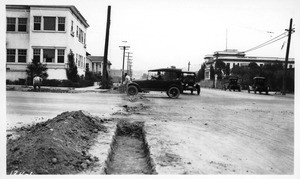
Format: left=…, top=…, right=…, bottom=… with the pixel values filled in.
left=119, top=45, right=130, bottom=83
left=126, top=52, right=133, bottom=76
left=101, top=6, right=111, bottom=89
left=282, top=18, right=294, bottom=95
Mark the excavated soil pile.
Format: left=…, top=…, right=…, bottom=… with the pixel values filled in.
left=106, top=120, right=156, bottom=174
left=6, top=110, right=107, bottom=174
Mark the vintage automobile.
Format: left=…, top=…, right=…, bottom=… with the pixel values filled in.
left=181, top=71, right=201, bottom=95
left=225, top=76, right=241, bottom=92
left=127, top=68, right=183, bottom=98
left=248, top=77, right=269, bottom=95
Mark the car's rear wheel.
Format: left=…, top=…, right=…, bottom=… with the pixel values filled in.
left=127, top=85, right=138, bottom=96
left=167, top=86, right=180, bottom=99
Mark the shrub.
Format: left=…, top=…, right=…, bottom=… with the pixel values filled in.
left=66, top=50, right=79, bottom=82
left=43, top=79, right=62, bottom=87
left=26, top=58, right=48, bottom=85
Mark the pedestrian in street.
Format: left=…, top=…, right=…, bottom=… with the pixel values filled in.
left=33, top=75, right=43, bottom=92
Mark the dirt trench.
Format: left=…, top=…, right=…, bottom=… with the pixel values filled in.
left=104, top=120, right=156, bottom=174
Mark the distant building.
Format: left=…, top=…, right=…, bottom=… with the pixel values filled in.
left=110, top=69, right=129, bottom=83
left=6, top=5, right=89, bottom=81
left=204, top=49, right=295, bottom=80
left=86, top=55, right=111, bottom=74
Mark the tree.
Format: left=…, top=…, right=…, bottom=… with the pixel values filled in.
left=215, top=59, right=226, bottom=79
left=225, top=63, right=230, bottom=76
left=197, top=63, right=206, bottom=81
left=209, top=65, right=215, bottom=80
left=26, top=58, right=48, bottom=85
left=66, top=50, right=79, bottom=82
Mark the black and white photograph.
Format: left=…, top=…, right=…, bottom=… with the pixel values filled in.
left=1, top=0, right=299, bottom=178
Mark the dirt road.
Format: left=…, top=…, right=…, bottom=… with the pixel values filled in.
left=6, top=88, right=294, bottom=174
left=115, top=88, right=294, bottom=174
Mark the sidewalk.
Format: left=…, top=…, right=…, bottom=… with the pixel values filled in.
left=6, top=84, right=110, bottom=93
left=74, top=85, right=110, bottom=92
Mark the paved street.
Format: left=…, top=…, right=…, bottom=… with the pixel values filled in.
left=6, top=88, right=294, bottom=174
left=6, top=91, right=123, bottom=129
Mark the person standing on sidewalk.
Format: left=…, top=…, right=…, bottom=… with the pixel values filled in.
left=33, top=75, right=43, bottom=91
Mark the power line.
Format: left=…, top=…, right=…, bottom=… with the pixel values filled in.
left=244, top=34, right=288, bottom=53
left=243, top=32, right=288, bottom=53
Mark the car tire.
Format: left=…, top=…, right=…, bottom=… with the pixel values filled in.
left=127, top=85, right=138, bottom=96
left=167, top=86, right=180, bottom=99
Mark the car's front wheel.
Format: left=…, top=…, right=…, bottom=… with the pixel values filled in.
left=167, top=86, right=180, bottom=99
left=127, top=85, right=138, bottom=96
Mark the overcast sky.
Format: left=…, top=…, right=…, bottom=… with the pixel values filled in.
left=4, top=0, right=300, bottom=72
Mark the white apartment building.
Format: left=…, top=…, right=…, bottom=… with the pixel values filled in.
left=6, top=5, right=89, bottom=81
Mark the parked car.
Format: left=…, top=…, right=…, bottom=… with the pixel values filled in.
left=181, top=71, right=201, bottom=95
left=127, top=68, right=183, bottom=98
left=248, top=77, right=269, bottom=94
left=225, top=76, right=241, bottom=92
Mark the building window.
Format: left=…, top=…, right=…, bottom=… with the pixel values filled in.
left=78, top=55, right=81, bottom=67
left=205, top=71, right=209, bottom=79
left=33, top=49, right=41, bottom=62
left=76, top=26, right=79, bottom=37
left=18, top=49, right=27, bottom=63
left=43, top=49, right=55, bottom=62
left=58, top=17, right=65, bottom=31
left=43, top=17, right=56, bottom=31
left=289, top=65, right=292, bottom=69
left=7, top=49, right=16, bottom=62
left=7, top=17, right=16, bottom=31
left=86, top=63, right=90, bottom=71
left=83, top=33, right=86, bottom=44
left=57, top=49, right=65, bottom=63
left=18, top=18, right=27, bottom=32
left=34, top=16, right=41, bottom=30
left=71, top=20, right=74, bottom=32
left=76, top=54, right=78, bottom=65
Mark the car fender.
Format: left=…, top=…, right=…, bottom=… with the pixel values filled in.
left=128, top=82, right=142, bottom=92
left=168, top=84, right=183, bottom=93
left=195, top=83, right=201, bottom=88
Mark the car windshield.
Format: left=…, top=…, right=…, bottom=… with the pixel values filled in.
left=182, top=73, right=196, bottom=83
left=147, top=71, right=179, bottom=81
left=182, top=73, right=195, bottom=78
left=255, top=78, right=266, bottom=84
left=229, top=79, right=238, bottom=84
